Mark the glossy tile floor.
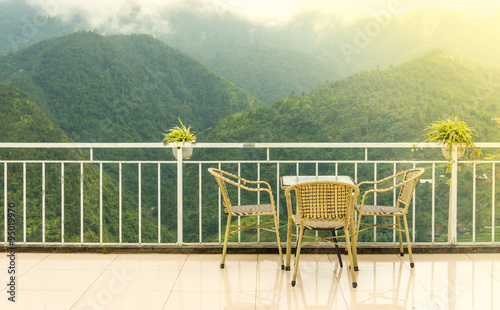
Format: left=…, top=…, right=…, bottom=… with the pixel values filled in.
left=1, top=252, right=499, bottom=309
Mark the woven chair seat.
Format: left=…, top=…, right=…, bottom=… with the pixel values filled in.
left=224, top=204, right=274, bottom=216
left=292, top=214, right=345, bottom=230
left=355, top=204, right=405, bottom=215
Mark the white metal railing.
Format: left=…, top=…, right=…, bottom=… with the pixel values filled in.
left=1, top=142, right=499, bottom=248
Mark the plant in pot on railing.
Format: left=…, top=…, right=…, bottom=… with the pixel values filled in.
left=161, top=118, right=210, bottom=160
left=425, top=115, right=483, bottom=182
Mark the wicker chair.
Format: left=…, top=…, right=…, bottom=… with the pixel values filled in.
left=284, top=181, right=360, bottom=288
left=208, top=168, right=284, bottom=269
left=353, top=168, right=425, bottom=270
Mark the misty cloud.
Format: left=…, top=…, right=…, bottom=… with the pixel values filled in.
left=21, top=0, right=500, bottom=36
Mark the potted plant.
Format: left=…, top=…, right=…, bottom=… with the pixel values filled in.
left=425, top=115, right=483, bottom=174
left=161, top=118, right=209, bottom=159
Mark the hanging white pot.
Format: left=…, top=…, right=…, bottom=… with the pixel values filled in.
left=171, top=141, right=195, bottom=160
left=441, top=144, right=465, bottom=160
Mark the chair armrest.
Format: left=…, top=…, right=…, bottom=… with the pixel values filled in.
left=357, top=170, right=406, bottom=187
left=358, top=174, right=418, bottom=208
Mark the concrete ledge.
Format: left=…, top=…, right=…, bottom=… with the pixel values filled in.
left=1, top=244, right=498, bottom=254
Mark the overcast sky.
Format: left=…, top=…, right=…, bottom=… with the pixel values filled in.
left=21, top=0, right=500, bottom=31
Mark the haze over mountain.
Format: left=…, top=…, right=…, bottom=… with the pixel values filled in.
left=3, top=1, right=500, bottom=105
left=0, top=32, right=259, bottom=142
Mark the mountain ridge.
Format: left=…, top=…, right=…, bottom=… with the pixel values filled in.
left=0, top=31, right=260, bottom=142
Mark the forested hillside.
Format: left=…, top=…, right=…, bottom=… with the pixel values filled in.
left=209, top=50, right=500, bottom=143
left=201, top=44, right=338, bottom=104
left=2, top=1, right=493, bottom=105
left=0, top=32, right=260, bottom=142
left=0, top=83, right=70, bottom=144
left=0, top=84, right=177, bottom=244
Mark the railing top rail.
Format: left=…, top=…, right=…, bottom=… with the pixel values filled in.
left=1, top=142, right=499, bottom=149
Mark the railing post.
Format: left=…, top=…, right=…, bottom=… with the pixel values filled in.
left=177, top=146, right=184, bottom=245
left=448, top=148, right=458, bottom=245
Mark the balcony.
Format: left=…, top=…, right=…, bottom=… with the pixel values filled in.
left=1, top=143, right=499, bottom=308
left=1, top=252, right=499, bottom=309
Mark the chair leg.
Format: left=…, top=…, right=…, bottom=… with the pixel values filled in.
left=396, top=216, right=404, bottom=257
left=402, top=215, right=414, bottom=268
left=220, top=214, right=232, bottom=269
left=352, top=215, right=360, bottom=271
left=332, top=230, right=343, bottom=268
left=291, top=226, right=305, bottom=287
left=273, top=213, right=285, bottom=270
left=285, top=216, right=293, bottom=271
left=345, top=226, right=357, bottom=288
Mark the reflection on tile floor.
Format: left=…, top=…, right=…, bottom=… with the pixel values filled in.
left=0, top=252, right=499, bottom=309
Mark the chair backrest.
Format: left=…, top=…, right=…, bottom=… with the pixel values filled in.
left=286, top=181, right=359, bottom=222
left=208, top=168, right=233, bottom=211
left=396, top=168, right=425, bottom=209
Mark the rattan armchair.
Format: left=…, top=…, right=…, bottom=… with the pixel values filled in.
left=208, top=168, right=284, bottom=269
left=284, top=181, right=360, bottom=288
left=353, top=168, right=425, bottom=269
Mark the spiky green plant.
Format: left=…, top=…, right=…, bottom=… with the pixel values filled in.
left=426, top=115, right=484, bottom=184
left=161, top=118, right=210, bottom=145
left=426, top=115, right=476, bottom=149
left=162, top=118, right=196, bottom=145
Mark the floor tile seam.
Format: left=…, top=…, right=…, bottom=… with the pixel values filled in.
left=15, top=252, right=51, bottom=278
left=162, top=256, right=189, bottom=310
left=5, top=252, right=51, bottom=292
left=67, top=252, right=121, bottom=310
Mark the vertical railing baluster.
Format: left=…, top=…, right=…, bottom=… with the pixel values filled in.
left=354, top=163, right=358, bottom=184
left=218, top=162, right=222, bottom=244
left=176, top=148, right=183, bottom=245
left=315, top=162, right=319, bottom=239
left=80, top=162, right=84, bottom=244
left=276, top=163, right=280, bottom=228
left=119, top=162, right=122, bottom=244
left=138, top=163, right=142, bottom=244
left=158, top=163, right=161, bottom=244
left=257, top=163, right=260, bottom=244
left=61, top=163, right=65, bottom=244
left=412, top=163, right=416, bottom=242
left=432, top=163, right=436, bottom=244
left=199, top=163, right=202, bottom=244
left=393, top=163, right=397, bottom=242
left=373, top=163, right=377, bottom=243
left=42, top=163, right=46, bottom=244
left=237, top=163, right=241, bottom=243
left=23, top=162, right=26, bottom=244
left=99, top=163, right=103, bottom=244
left=4, top=163, right=7, bottom=244
left=492, top=163, right=496, bottom=243
left=472, top=163, right=476, bottom=244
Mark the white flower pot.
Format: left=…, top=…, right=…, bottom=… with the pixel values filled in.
left=171, top=141, right=195, bottom=160
left=441, top=144, right=465, bottom=159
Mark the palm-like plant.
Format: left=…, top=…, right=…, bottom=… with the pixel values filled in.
left=426, top=115, right=482, bottom=160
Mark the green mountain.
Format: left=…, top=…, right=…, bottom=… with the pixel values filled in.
left=161, top=8, right=483, bottom=97
left=206, top=44, right=338, bottom=104
left=2, top=3, right=486, bottom=106
left=0, top=84, right=177, bottom=244
left=0, top=32, right=260, bottom=142
left=209, top=50, right=500, bottom=143
left=0, top=83, right=70, bottom=143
